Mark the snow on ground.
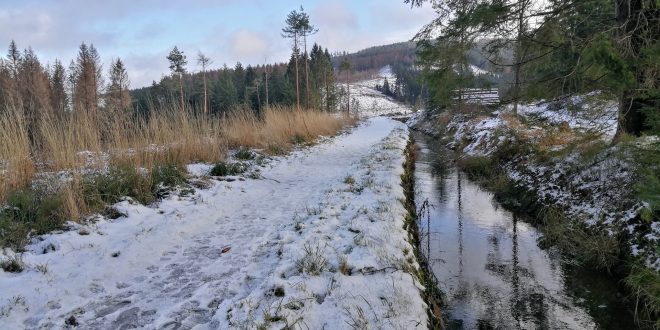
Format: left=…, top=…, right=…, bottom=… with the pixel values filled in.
left=0, top=117, right=427, bottom=329
left=440, top=93, right=619, bottom=157
left=469, top=65, right=488, bottom=76
left=510, top=93, right=618, bottom=140
left=348, top=65, right=413, bottom=117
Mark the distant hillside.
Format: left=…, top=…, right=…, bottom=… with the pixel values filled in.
left=332, top=42, right=416, bottom=72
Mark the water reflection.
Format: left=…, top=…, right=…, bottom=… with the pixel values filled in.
left=413, top=132, right=635, bottom=329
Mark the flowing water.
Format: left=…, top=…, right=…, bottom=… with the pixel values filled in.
left=413, top=132, right=637, bottom=329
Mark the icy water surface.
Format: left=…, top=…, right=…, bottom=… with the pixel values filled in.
left=413, top=132, right=637, bottom=329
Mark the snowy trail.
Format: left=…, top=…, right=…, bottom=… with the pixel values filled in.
left=0, top=117, right=427, bottom=329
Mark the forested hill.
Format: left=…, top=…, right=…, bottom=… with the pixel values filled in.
left=332, top=42, right=416, bottom=72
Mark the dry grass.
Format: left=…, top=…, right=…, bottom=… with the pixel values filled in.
left=0, top=104, right=354, bottom=204
left=0, top=108, right=34, bottom=199
left=225, top=106, right=353, bottom=152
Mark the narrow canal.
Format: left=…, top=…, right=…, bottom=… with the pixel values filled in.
left=412, top=131, right=637, bottom=329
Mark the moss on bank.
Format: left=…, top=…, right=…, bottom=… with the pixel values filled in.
left=401, top=135, right=445, bottom=329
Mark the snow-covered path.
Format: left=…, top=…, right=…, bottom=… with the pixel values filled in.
left=0, top=117, right=427, bottom=329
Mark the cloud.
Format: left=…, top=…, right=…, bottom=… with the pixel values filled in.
left=228, top=29, right=269, bottom=62
left=123, top=52, right=169, bottom=88
left=0, top=0, right=436, bottom=87
left=313, top=2, right=358, bottom=29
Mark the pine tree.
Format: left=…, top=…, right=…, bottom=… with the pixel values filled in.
left=298, top=7, right=318, bottom=109
left=107, top=58, right=131, bottom=116
left=408, top=0, right=658, bottom=135
left=197, top=52, right=212, bottom=115
left=212, top=65, right=238, bottom=114
left=167, top=46, right=187, bottom=111
left=382, top=78, right=392, bottom=96
left=282, top=8, right=305, bottom=110
left=233, top=62, right=245, bottom=105
left=49, top=59, right=67, bottom=117
left=5, top=40, right=21, bottom=107
left=339, top=58, right=352, bottom=113
left=323, top=48, right=337, bottom=111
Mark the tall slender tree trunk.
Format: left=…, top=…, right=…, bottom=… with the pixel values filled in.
left=265, top=66, right=269, bottom=111
left=512, top=0, right=527, bottom=116
left=255, top=82, right=261, bottom=115
left=294, top=33, right=300, bottom=111
left=458, top=32, right=465, bottom=113
left=203, top=71, right=208, bottom=115
left=346, top=71, right=350, bottom=114
left=324, top=69, right=329, bottom=112
left=304, top=36, right=310, bottom=109
left=179, top=72, right=185, bottom=112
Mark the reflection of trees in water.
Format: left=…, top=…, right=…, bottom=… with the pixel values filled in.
left=457, top=171, right=464, bottom=278
left=417, top=134, right=601, bottom=329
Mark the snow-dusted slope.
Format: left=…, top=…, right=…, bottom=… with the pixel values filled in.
left=348, top=65, right=413, bottom=117
left=0, top=118, right=427, bottom=329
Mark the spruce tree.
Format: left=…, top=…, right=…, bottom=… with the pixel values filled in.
left=107, top=58, right=131, bottom=115
left=49, top=59, right=67, bottom=117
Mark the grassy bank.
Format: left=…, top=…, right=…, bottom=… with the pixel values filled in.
left=457, top=145, right=659, bottom=328
left=0, top=105, right=354, bottom=252
left=400, top=135, right=445, bottom=329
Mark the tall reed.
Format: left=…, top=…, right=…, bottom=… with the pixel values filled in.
left=0, top=104, right=353, bottom=203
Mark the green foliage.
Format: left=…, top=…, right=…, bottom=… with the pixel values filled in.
left=210, top=162, right=246, bottom=176
left=82, top=163, right=187, bottom=213
left=457, top=156, right=494, bottom=179
left=583, top=35, right=635, bottom=93
left=635, top=141, right=660, bottom=216
left=151, top=164, right=186, bottom=188
left=0, top=189, right=65, bottom=249
left=537, top=207, right=621, bottom=270
left=83, top=164, right=153, bottom=208
left=290, top=134, right=306, bottom=145
left=234, top=147, right=255, bottom=160
left=623, top=263, right=660, bottom=327
left=134, top=43, right=336, bottom=115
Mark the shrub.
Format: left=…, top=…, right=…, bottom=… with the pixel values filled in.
left=151, top=163, right=186, bottom=198
left=343, top=176, right=356, bottom=185
left=83, top=164, right=153, bottom=208
left=234, top=147, right=255, bottom=160
left=210, top=162, right=246, bottom=176
left=0, top=255, right=24, bottom=273
left=0, top=189, right=65, bottom=248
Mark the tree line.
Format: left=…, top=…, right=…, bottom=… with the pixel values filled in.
left=0, top=41, right=131, bottom=144
left=134, top=7, right=340, bottom=117
left=133, top=43, right=337, bottom=117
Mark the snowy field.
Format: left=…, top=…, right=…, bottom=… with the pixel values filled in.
left=349, top=66, right=414, bottom=117
left=0, top=115, right=427, bottom=329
